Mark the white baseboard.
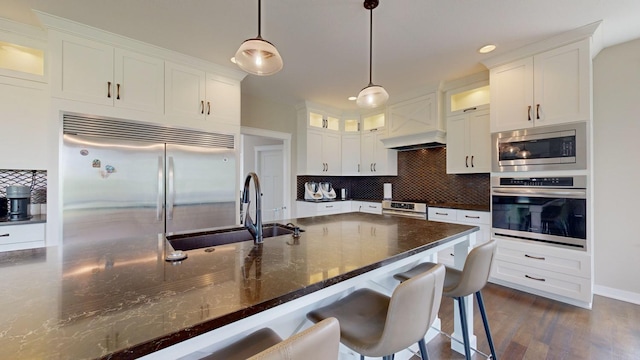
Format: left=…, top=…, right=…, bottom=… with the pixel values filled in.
left=593, top=285, right=640, bottom=305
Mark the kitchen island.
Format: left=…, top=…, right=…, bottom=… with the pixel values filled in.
left=0, top=212, right=477, bottom=359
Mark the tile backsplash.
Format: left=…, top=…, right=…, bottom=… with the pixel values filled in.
left=297, top=147, right=489, bottom=205
left=0, top=170, right=47, bottom=203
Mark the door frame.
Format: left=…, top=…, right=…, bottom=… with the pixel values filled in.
left=240, top=126, right=292, bottom=221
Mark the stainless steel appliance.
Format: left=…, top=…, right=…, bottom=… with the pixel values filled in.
left=62, top=115, right=237, bottom=244
left=491, top=176, right=587, bottom=249
left=382, top=200, right=427, bottom=219
left=6, top=185, right=30, bottom=221
left=492, top=122, right=587, bottom=172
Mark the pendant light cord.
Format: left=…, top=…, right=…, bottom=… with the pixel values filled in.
left=368, top=8, right=373, bottom=86
left=257, top=0, right=262, bottom=38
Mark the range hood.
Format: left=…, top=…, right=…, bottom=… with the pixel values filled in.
left=380, top=130, right=446, bottom=151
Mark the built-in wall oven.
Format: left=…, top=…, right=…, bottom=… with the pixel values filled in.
left=491, top=176, right=587, bottom=250
left=492, top=122, right=587, bottom=172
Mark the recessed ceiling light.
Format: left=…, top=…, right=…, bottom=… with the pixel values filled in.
left=348, top=96, right=357, bottom=101
left=230, top=57, right=237, bottom=64
left=478, top=44, right=496, bottom=54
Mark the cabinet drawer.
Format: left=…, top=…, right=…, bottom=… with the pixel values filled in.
left=491, top=259, right=591, bottom=303
left=359, top=202, right=382, bottom=214
left=494, top=238, right=590, bottom=278
left=0, top=223, right=45, bottom=252
left=317, top=202, right=343, bottom=214
left=428, top=208, right=457, bottom=222
left=456, top=210, right=490, bottom=225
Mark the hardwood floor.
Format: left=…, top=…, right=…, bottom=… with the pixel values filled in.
left=415, top=283, right=640, bottom=359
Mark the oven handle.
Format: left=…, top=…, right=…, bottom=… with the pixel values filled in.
left=492, top=188, right=586, bottom=198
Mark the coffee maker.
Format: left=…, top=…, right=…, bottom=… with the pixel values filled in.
left=6, top=185, right=31, bottom=221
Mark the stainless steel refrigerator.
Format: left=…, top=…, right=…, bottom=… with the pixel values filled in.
left=61, top=116, right=238, bottom=245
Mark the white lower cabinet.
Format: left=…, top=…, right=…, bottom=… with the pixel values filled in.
left=352, top=201, right=382, bottom=215
left=296, top=201, right=350, bottom=218
left=490, top=238, right=592, bottom=304
left=0, top=223, right=46, bottom=252
left=428, top=207, right=490, bottom=268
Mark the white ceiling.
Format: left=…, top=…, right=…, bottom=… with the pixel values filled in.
left=2, top=0, right=640, bottom=111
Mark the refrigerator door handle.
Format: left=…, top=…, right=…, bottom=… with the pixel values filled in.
left=168, top=156, right=175, bottom=220
left=157, top=156, right=163, bottom=221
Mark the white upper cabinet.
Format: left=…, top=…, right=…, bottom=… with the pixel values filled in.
left=297, top=104, right=343, bottom=175
left=387, top=93, right=439, bottom=138
left=165, top=61, right=240, bottom=128
left=489, top=39, right=592, bottom=132
left=51, top=32, right=164, bottom=113
left=446, top=108, right=490, bottom=174
left=341, top=134, right=361, bottom=175
left=360, top=112, right=397, bottom=175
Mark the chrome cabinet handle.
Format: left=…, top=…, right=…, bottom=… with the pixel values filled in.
left=525, top=254, right=545, bottom=260
left=116, top=83, right=121, bottom=100
left=465, top=155, right=469, bottom=167
left=207, top=101, right=211, bottom=115
left=525, top=274, right=546, bottom=282
left=536, top=104, right=540, bottom=119
left=156, top=156, right=163, bottom=221
left=471, top=155, right=474, bottom=167
left=167, top=156, right=175, bottom=220
left=528, top=105, right=532, bottom=121
left=107, top=81, right=112, bottom=98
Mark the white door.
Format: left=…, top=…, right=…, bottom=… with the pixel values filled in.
left=258, top=147, right=284, bottom=222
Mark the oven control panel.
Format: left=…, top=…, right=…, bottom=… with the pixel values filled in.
left=498, top=177, right=574, bottom=187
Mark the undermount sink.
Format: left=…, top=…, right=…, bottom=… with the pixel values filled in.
left=167, top=223, right=303, bottom=251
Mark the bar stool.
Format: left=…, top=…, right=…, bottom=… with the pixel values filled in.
left=201, top=317, right=340, bottom=360
left=393, top=240, right=498, bottom=360
left=307, top=263, right=445, bottom=360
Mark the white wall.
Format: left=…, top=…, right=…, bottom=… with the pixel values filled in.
left=241, top=93, right=298, bottom=214
left=593, top=37, right=640, bottom=301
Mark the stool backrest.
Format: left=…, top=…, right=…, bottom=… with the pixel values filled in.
left=248, top=317, right=340, bottom=360
left=454, top=240, right=497, bottom=296
left=375, top=263, right=445, bottom=355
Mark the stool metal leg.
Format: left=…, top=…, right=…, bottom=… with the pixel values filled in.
left=475, top=291, right=498, bottom=360
left=457, top=296, right=472, bottom=360
left=418, top=338, right=430, bottom=360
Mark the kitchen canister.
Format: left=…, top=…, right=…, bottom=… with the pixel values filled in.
left=383, top=183, right=392, bottom=200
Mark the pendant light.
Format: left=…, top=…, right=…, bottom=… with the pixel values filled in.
left=235, top=0, right=283, bottom=76
left=356, top=0, right=388, bottom=109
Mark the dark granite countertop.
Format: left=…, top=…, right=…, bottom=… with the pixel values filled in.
left=0, top=212, right=476, bottom=359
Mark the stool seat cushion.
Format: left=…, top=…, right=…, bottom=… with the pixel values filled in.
left=202, top=328, right=282, bottom=360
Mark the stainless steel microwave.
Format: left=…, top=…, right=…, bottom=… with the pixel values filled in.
left=492, top=122, right=587, bottom=172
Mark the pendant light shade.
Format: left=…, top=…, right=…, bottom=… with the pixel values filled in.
left=235, top=0, right=283, bottom=76
left=356, top=84, right=389, bottom=108
left=356, top=0, right=387, bottom=109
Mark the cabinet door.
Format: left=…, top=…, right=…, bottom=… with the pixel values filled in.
left=305, top=130, right=325, bottom=175
left=53, top=33, right=114, bottom=105
left=372, top=132, right=396, bottom=175
left=0, top=84, right=48, bottom=170
left=341, top=134, right=361, bottom=175
left=446, top=114, right=468, bottom=174
left=360, top=132, right=376, bottom=175
left=489, top=57, right=534, bottom=132
left=467, top=109, right=491, bottom=173
left=206, top=73, right=240, bottom=125
left=165, top=61, right=206, bottom=122
left=533, top=39, right=590, bottom=126
left=114, top=48, right=164, bottom=113
left=388, top=93, right=438, bottom=138
left=323, top=132, right=342, bottom=175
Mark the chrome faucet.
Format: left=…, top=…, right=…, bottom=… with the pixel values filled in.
left=241, top=172, right=263, bottom=244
